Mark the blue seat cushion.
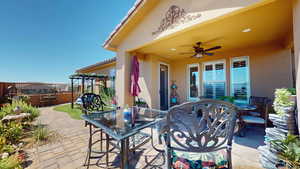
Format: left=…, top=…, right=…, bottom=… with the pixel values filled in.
left=247, top=111, right=261, bottom=117
left=172, top=149, right=228, bottom=169
left=241, top=115, right=265, bottom=124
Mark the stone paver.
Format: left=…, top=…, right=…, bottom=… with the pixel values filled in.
left=25, top=105, right=264, bottom=169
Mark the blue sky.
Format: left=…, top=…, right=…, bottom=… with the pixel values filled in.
left=0, top=0, right=136, bottom=83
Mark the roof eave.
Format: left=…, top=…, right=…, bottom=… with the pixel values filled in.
left=102, top=0, right=145, bottom=51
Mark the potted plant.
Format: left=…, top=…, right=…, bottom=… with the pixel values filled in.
left=271, top=134, right=300, bottom=169
left=287, top=88, right=297, bottom=103
left=135, top=98, right=148, bottom=108
left=273, top=88, right=296, bottom=116
left=218, top=96, right=235, bottom=103
left=273, top=88, right=298, bottom=135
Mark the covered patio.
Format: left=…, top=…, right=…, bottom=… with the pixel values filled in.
left=126, top=0, right=293, bottom=109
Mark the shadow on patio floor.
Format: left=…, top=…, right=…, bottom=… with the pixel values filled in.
left=234, top=126, right=265, bottom=149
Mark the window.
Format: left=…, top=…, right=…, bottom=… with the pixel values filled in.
left=188, top=64, right=199, bottom=100
left=231, top=56, right=250, bottom=103
left=202, top=61, right=226, bottom=99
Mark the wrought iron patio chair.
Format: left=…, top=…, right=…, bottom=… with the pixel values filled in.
left=81, top=93, right=108, bottom=168
left=82, top=96, right=159, bottom=168
left=240, top=96, right=270, bottom=131
left=163, top=99, right=238, bottom=169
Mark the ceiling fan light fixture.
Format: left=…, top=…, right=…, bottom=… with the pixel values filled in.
left=242, top=28, right=251, bottom=33
left=195, top=53, right=203, bottom=58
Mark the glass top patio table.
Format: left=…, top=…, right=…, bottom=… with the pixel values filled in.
left=81, top=107, right=166, bottom=141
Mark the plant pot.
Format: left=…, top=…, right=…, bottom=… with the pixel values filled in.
left=289, top=95, right=297, bottom=104
left=286, top=107, right=299, bottom=135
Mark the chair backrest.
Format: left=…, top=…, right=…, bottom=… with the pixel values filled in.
left=249, top=96, right=269, bottom=118
left=81, top=93, right=105, bottom=113
left=166, top=99, right=238, bottom=153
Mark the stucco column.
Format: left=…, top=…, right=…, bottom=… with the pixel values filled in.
left=293, top=0, right=300, bottom=131
left=115, top=51, right=133, bottom=107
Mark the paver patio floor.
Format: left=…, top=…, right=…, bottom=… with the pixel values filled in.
left=25, top=105, right=264, bottom=169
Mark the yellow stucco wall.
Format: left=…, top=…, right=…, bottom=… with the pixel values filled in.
left=134, top=43, right=293, bottom=109
left=293, top=0, right=300, bottom=131
left=170, top=43, right=293, bottom=105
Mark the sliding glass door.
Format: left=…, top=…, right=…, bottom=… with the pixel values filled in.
left=231, top=56, right=250, bottom=103
left=202, top=60, right=226, bottom=99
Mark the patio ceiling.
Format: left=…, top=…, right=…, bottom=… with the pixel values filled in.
left=132, top=0, right=293, bottom=60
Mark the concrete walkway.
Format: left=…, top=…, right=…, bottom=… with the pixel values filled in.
left=25, top=106, right=264, bottom=169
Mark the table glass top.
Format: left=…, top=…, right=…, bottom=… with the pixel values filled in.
left=81, top=107, right=166, bottom=140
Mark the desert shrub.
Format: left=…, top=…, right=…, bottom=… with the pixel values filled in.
left=0, top=100, right=39, bottom=120
left=18, top=95, right=30, bottom=103
left=33, top=124, right=49, bottom=142
left=0, top=155, right=22, bottom=169
left=99, top=86, right=115, bottom=106
left=1, top=145, right=15, bottom=154
left=0, top=136, right=6, bottom=152
left=0, top=122, right=23, bottom=144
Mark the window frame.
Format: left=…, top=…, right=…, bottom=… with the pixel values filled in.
left=230, top=56, right=251, bottom=103
left=202, top=59, right=227, bottom=99
left=187, top=63, right=200, bottom=101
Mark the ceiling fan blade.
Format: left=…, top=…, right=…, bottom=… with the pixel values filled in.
left=204, top=52, right=214, bottom=56
left=204, top=46, right=221, bottom=52
left=190, top=53, right=198, bottom=58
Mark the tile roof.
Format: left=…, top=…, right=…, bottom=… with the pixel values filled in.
left=76, top=57, right=116, bottom=73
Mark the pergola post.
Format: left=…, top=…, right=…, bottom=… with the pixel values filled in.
left=104, top=78, right=107, bottom=89
left=71, top=78, right=74, bottom=109
left=91, top=79, right=94, bottom=93
left=82, top=77, right=85, bottom=94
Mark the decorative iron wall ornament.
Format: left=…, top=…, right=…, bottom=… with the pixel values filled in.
left=152, top=5, right=202, bottom=35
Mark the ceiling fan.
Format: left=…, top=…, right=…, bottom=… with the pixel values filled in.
left=180, top=42, right=222, bottom=58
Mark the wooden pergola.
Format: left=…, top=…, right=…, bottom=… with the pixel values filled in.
left=69, top=73, right=109, bottom=108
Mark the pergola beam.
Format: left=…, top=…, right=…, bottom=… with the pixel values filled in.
left=69, top=73, right=109, bottom=109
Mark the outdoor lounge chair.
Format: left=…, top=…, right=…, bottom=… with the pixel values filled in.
left=240, top=96, right=270, bottom=135
left=163, top=99, right=238, bottom=169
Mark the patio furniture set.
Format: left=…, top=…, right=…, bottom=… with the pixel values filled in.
left=80, top=93, right=270, bottom=169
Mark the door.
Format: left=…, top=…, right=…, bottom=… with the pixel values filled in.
left=202, top=60, right=226, bottom=99
left=160, top=64, right=169, bottom=110
left=231, top=56, right=250, bottom=103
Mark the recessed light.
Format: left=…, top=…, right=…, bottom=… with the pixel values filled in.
left=242, top=28, right=251, bottom=33
left=170, top=48, right=176, bottom=51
